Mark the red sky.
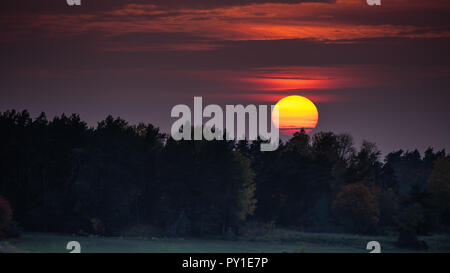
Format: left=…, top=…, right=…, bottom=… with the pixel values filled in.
left=1, top=0, right=450, bottom=154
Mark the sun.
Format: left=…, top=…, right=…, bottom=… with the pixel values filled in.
left=272, top=95, right=319, bottom=135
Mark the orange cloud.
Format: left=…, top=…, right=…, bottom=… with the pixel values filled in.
left=2, top=0, right=449, bottom=49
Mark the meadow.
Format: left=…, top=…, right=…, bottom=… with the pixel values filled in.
left=2, top=231, right=450, bottom=253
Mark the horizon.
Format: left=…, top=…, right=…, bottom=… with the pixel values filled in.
left=0, top=107, right=446, bottom=158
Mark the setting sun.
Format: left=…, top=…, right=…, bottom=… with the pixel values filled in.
left=272, top=95, right=319, bottom=135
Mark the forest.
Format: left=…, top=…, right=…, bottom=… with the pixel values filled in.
left=0, top=109, right=449, bottom=250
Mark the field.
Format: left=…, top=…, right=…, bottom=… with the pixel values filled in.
left=2, top=231, right=450, bottom=253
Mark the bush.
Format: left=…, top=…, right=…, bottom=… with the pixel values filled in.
left=0, top=196, right=12, bottom=223
left=428, top=157, right=450, bottom=227
left=396, top=228, right=428, bottom=250
left=396, top=203, right=428, bottom=249
left=0, top=196, right=20, bottom=239
left=332, top=183, right=380, bottom=234
left=90, top=217, right=106, bottom=235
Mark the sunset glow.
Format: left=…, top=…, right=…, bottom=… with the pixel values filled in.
left=272, top=96, right=319, bottom=135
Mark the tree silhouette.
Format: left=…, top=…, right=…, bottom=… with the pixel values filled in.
left=0, top=110, right=449, bottom=238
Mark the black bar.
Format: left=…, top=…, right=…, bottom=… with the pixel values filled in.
left=1, top=253, right=448, bottom=272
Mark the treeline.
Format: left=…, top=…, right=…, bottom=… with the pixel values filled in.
left=0, top=110, right=449, bottom=247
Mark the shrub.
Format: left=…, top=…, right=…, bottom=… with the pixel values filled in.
left=332, top=183, right=380, bottom=234
left=396, top=228, right=428, bottom=250
left=90, top=217, right=106, bottom=235
left=428, top=157, right=450, bottom=227
left=0, top=196, right=20, bottom=239
left=0, top=196, right=13, bottom=224
left=396, top=203, right=428, bottom=249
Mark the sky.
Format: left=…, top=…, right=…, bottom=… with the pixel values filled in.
left=1, top=0, right=449, bottom=155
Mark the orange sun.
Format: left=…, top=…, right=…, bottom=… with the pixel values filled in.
left=272, top=95, right=319, bottom=135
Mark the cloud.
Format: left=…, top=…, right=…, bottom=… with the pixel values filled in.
left=0, top=0, right=335, bottom=14
left=2, top=0, right=449, bottom=52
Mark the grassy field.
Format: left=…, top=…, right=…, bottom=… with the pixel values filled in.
left=2, top=231, right=450, bottom=253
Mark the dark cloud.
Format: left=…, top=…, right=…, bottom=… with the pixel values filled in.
left=299, top=4, right=450, bottom=28
left=145, top=0, right=336, bottom=9
left=2, top=35, right=450, bottom=72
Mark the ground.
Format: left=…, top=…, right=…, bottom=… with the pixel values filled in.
left=2, top=231, right=450, bottom=253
